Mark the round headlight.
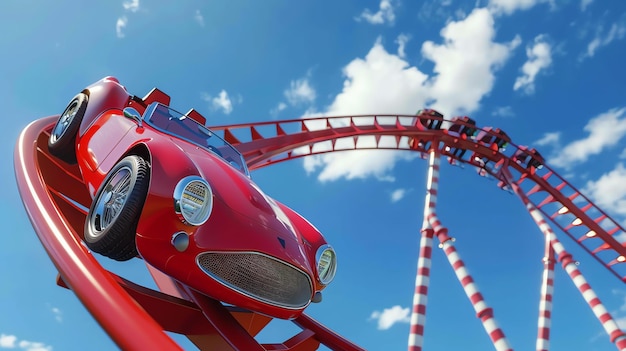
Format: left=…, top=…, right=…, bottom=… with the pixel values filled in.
left=316, top=245, right=337, bottom=285
left=174, top=176, right=213, bottom=226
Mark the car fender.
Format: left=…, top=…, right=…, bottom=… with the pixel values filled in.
left=78, top=76, right=131, bottom=137
left=131, top=138, right=202, bottom=261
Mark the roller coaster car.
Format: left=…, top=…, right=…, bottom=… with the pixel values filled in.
left=408, top=109, right=445, bottom=151
left=416, top=109, right=444, bottom=130
left=47, top=76, right=337, bottom=320
left=475, top=127, right=510, bottom=151
left=514, top=146, right=544, bottom=170
left=447, top=116, right=477, bottom=138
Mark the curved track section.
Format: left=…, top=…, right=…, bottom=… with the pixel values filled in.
left=210, top=114, right=626, bottom=282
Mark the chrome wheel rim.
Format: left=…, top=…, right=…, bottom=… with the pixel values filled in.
left=89, top=166, right=133, bottom=237
left=51, top=100, right=79, bottom=143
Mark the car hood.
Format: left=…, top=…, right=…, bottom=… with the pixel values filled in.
left=179, top=144, right=310, bottom=263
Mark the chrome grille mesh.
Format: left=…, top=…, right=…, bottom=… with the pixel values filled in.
left=197, top=252, right=312, bottom=309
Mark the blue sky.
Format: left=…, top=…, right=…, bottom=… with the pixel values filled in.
left=1, top=0, right=626, bottom=350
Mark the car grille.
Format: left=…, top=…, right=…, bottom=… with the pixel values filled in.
left=196, top=252, right=313, bottom=309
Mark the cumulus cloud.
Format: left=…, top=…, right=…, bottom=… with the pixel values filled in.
left=116, top=0, right=140, bottom=38
left=391, top=188, right=406, bottom=202
left=304, top=150, right=412, bottom=182
left=421, top=8, right=521, bottom=115
left=270, top=102, right=288, bottom=116
left=123, top=0, right=140, bottom=12
left=0, top=334, right=16, bottom=348
left=370, top=305, right=411, bottom=330
left=534, top=132, right=560, bottom=147
left=514, top=35, right=552, bottom=94
left=116, top=16, right=128, bottom=38
left=488, top=0, right=553, bottom=15
left=202, top=90, right=236, bottom=114
left=550, top=108, right=626, bottom=168
left=18, top=341, right=52, bottom=351
left=492, top=106, right=515, bottom=118
left=355, top=0, right=396, bottom=25
left=0, top=334, right=52, bottom=351
left=584, top=163, right=626, bottom=217
left=581, top=20, right=626, bottom=60
left=395, top=33, right=410, bottom=58
left=194, top=10, right=204, bottom=27
left=304, top=8, right=520, bottom=182
left=51, top=307, right=62, bottom=323
left=285, top=78, right=316, bottom=106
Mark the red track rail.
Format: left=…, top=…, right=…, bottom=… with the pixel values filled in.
left=209, top=114, right=626, bottom=282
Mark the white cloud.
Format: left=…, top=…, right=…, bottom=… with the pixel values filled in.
left=116, top=16, right=127, bottom=38
left=395, top=33, right=410, bottom=58
left=194, top=10, right=204, bottom=27
left=270, top=102, right=288, bottom=116
left=534, top=131, right=560, bottom=146
left=51, top=307, right=62, bottom=323
left=213, top=90, right=234, bottom=114
left=514, top=35, right=552, bottom=94
left=356, top=0, right=396, bottom=25
left=122, top=0, right=140, bottom=12
left=584, top=163, right=626, bottom=217
left=202, top=90, right=235, bottom=115
left=304, top=8, right=520, bottom=182
left=116, top=0, right=140, bottom=38
left=492, top=106, right=515, bottom=118
left=0, top=334, right=52, bottom=351
left=285, top=78, right=316, bottom=106
left=580, top=0, right=593, bottom=11
left=0, top=334, right=17, bottom=348
left=550, top=108, right=626, bottom=168
left=17, top=341, right=52, bottom=351
left=581, top=21, right=626, bottom=60
left=488, top=0, right=553, bottom=15
left=305, top=150, right=413, bottom=182
left=370, top=305, right=411, bottom=330
left=391, top=188, right=406, bottom=202
left=421, top=8, right=521, bottom=115
left=418, top=0, right=456, bottom=22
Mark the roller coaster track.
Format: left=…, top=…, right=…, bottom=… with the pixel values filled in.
left=14, top=111, right=626, bottom=350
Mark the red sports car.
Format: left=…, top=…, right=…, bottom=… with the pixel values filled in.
left=47, top=76, right=337, bottom=320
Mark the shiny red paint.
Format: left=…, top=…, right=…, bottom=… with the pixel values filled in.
left=61, top=77, right=331, bottom=320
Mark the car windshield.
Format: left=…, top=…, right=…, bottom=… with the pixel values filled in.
left=144, top=103, right=250, bottom=176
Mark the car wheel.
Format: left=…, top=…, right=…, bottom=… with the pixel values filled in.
left=48, top=93, right=88, bottom=163
left=84, top=155, right=150, bottom=261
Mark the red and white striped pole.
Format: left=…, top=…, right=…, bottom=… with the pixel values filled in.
left=408, top=150, right=437, bottom=351
left=522, top=200, right=626, bottom=351
left=428, top=214, right=513, bottom=351
left=536, top=233, right=555, bottom=351
left=419, top=150, right=513, bottom=351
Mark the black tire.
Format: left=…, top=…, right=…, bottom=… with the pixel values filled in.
left=84, top=155, right=150, bottom=261
left=48, top=93, right=88, bottom=163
